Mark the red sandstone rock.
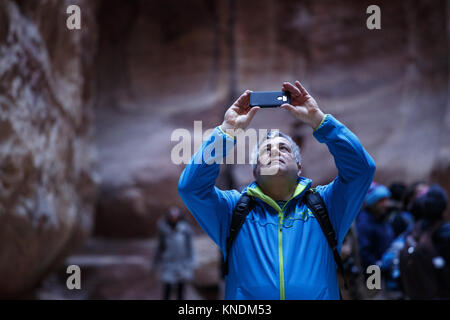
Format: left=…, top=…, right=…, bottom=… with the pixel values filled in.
left=0, top=0, right=98, bottom=298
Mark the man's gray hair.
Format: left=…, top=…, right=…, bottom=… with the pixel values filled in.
left=250, top=130, right=302, bottom=169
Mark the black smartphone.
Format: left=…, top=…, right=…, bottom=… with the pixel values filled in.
left=249, top=91, right=290, bottom=108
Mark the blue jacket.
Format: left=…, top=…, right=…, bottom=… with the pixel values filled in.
left=356, top=209, right=395, bottom=271
left=178, top=114, right=376, bottom=300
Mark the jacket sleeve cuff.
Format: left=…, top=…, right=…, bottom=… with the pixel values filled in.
left=313, top=114, right=328, bottom=132
left=312, top=114, right=341, bottom=142
left=218, top=126, right=237, bottom=141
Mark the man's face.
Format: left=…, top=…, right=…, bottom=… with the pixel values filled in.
left=254, top=136, right=301, bottom=178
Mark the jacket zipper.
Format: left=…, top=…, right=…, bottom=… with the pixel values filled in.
left=278, top=209, right=285, bottom=300
left=246, top=185, right=309, bottom=301
left=278, top=200, right=295, bottom=300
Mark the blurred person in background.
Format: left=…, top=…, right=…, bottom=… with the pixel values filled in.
left=377, top=182, right=423, bottom=298
left=339, top=224, right=365, bottom=300
left=403, top=181, right=430, bottom=221
left=400, top=184, right=450, bottom=299
left=152, top=206, right=195, bottom=300
left=387, top=182, right=414, bottom=238
left=356, top=183, right=395, bottom=273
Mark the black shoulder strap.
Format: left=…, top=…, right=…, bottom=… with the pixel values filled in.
left=222, top=194, right=254, bottom=276
left=304, top=188, right=349, bottom=291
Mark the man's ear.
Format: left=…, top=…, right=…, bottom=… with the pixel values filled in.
left=297, top=162, right=302, bottom=176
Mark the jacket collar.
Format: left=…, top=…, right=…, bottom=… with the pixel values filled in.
left=243, top=176, right=312, bottom=213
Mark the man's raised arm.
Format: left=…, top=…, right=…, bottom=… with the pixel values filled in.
left=281, top=81, right=376, bottom=245
left=178, top=91, right=260, bottom=252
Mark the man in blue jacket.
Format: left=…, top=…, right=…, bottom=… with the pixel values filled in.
left=178, top=81, right=376, bottom=300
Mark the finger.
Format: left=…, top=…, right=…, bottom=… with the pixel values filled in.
left=246, top=106, right=260, bottom=123
left=280, top=103, right=296, bottom=113
left=282, top=82, right=301, bottom=97
left=234, top=90, right=251, bottom=108
left=294, top=81, right=309, bottom=96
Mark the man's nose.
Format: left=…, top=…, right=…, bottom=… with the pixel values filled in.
left=270, top=145, right=280, bottom=157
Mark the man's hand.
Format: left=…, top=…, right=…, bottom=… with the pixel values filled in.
left=220, top=90, right=260, bottom=136
left=281, top=81, right=325, bottom=130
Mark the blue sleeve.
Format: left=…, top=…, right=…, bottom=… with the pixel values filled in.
left=178, top=127, right=241, bottom=254
left=313, top=115, right=376, bottom=246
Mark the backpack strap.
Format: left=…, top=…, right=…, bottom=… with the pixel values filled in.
left=222, top=194, right=254, bottom=276
left=304, top=188, right=349, bottom=291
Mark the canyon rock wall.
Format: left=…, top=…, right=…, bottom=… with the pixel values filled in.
left=0, top=0, right=98, bottom=297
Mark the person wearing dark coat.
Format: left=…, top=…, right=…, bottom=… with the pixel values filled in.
left=356, top=183, right=395, bottom=272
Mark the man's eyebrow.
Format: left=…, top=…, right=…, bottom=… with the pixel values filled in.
left=260, top=140, right=291, bottom=149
